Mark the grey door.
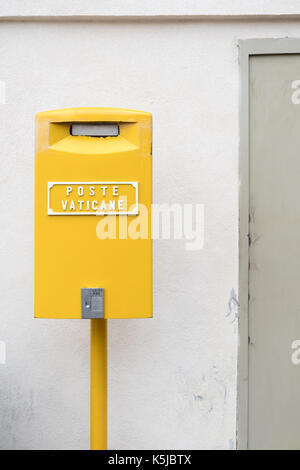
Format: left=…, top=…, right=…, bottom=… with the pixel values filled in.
left=249, top=53, right=300, bottom=449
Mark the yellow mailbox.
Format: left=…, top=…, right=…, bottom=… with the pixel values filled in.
left=34, top=107, right=152, bottom=320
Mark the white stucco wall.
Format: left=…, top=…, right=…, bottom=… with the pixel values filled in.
left=2, top=0, right=300, bottom=18
left=0, top=3, right=300, bottom=450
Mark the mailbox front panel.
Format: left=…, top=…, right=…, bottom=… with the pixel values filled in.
left=35, top=108, right=152, bottom=319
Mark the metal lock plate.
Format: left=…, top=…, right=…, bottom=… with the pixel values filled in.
left=81, top=288, right=104, bottom=319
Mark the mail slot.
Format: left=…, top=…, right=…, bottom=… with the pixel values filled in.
left=34, top=107, right=152, bottom=319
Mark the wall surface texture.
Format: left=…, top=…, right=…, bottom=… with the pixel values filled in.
left=0, top=5, right=300, bottom=449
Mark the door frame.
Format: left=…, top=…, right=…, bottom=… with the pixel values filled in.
left=238, top=38, right=300, bottom=450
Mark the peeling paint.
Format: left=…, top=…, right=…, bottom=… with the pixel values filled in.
left=193, top=394, right=204, bottom=401
left=229, top=438, right=235, bottom=450
left=193, top=366, right=229, bottom=421
left=226, top=288, right=239, bottom=323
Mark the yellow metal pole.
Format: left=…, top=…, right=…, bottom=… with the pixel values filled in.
left=90, top=319, right=107, bottom=450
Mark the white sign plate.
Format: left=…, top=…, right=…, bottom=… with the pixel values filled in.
left=47, top=181, right=138, bottom=215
